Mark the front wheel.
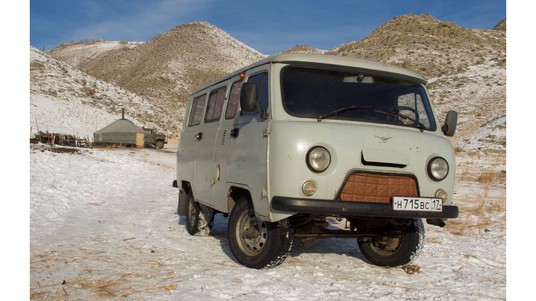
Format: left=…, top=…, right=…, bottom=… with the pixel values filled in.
left=228, top=197, right=293, bottom=269
left=185, top=191, right=214, bottom=236
left=358, top=218, right=424, bottom=267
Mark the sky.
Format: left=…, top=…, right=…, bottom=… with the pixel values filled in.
left=29, top=0, right=506, bottom=54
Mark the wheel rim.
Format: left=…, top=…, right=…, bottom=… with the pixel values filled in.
left=236, top=209, right=268, bottom=256
left=367, top=235, right=402, bottom=256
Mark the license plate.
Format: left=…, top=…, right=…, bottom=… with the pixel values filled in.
left=392, top=196, right=443, bottom=212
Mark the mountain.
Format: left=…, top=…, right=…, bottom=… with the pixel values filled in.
left=39, top=14, right=505, bottom=151
left=30, top=46, right=168, bottom=138
left=328, top=14, right=505, bottom=150
left=49, top=22, right=265, bottom=135
left=49, top=40, right=144, bottom=69
left=280, top=44, right=327, bottom=54
left=493, top=18, right=506, bottom=31
left=329, top=14, right=505, bottom=79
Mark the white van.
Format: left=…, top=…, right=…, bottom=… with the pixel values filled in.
left=173, top=53, right=459, bottom=269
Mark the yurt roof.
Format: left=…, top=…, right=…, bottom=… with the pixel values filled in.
left=94, top=118, right=144, bottom=134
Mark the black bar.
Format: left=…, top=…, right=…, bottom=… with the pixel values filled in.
left=271, top=196, right=459, bottom=219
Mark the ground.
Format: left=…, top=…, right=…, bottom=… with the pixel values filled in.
left=29, top=144, right=506, bottom=300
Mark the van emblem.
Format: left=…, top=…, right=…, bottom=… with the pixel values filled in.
left=375, top=135, right=392, bottom=143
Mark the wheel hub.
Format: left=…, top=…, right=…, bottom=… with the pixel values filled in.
left=240, top=213, right=267, bottom=254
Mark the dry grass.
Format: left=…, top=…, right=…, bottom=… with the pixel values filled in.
left=446, top=151, right=506, bottom=236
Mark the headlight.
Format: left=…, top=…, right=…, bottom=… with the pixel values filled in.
left=307, top=146, right=331, bottom=173
left=427, top=157, right=449, bottom=181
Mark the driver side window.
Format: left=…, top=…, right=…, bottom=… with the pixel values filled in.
left=242, top=72, right=268, bottom=116
left=398, top=93, right=430, bottom=128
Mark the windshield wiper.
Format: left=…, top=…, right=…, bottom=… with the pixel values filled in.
left=316, top=105, right=372, bottom=122
left=373, top=109, right=426, bottom=132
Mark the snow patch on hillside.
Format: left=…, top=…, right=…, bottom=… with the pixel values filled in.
left=428, top=59, right=506, bottom=151
left=50, top=40, right=143, bottom=68
left=30, top=46, right=168, bottom=138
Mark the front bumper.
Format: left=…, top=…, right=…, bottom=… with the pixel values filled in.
left=271, top=196, right=459, bottom=219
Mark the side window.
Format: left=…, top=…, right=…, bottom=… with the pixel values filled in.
left=188, top=94, right=206, bottom=127
left=243, top=72, right=269, bottom=115
left=205, top=87, right=227, bottom=123
left=398, top=93, right=431, bottom=128
left=225, top=81, right=242, bottom=119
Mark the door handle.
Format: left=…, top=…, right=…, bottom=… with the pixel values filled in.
left=195, top=132, right=203, bottom=140
left=230, top=128, right=240, bottom=138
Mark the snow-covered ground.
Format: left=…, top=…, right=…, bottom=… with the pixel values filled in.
left=29, top=144, right=506, bottom=300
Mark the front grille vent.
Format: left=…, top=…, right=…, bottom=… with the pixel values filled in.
left=339, top=173, right=419, bottom=204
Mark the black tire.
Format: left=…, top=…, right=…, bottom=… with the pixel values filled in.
left=358, top=218, right=424, bottom=267
left=228, top=197, right=293, bottom=269
left=177, top=188, right=188, bottom=216
left=185, top=191, right=214, bottom=236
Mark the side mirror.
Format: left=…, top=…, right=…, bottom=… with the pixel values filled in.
left=240, top=82, right=258, bottom=112
left=442, top=110, right=458, bottom=137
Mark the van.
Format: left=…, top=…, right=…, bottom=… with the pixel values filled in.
left=173, top=53, right=459, bottom=269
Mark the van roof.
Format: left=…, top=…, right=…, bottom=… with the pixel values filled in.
left=191, top=53, right=427, bottom=95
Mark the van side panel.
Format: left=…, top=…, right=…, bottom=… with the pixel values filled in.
left=226, top=115, right=270, bottom=219
left=176, top=98, right=197, bottom=187
left=225, top=67, right=271, bottom=220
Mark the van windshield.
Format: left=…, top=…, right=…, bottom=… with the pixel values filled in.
left=281, top=66, right=437, bottom=131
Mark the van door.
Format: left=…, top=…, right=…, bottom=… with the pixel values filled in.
left=209, top=79, right=242, bottom=212
left=178, top=93, right=206, bottom=185
left=192, top=86, right=227, bottom=209
left=226, top=70, right=271, bottom=219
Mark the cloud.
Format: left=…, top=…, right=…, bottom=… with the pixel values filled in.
left=63, top=0, right=214, bottom=43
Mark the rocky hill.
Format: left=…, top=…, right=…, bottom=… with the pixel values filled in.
left=38, top=14, right=505, bottom=151
left=30, top=46, right=168, bottom=138
left=49, top=40, right=143, bottom=69
left=327, top=14, right=505, bottom=150
left=49, top=22, right=264, bottom=134
left=280, top=44, right=327, bottom=54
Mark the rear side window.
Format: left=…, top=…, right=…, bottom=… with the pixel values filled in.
left=205, top=87, right=227, bottom=123
left=225, top=81, right=242, bottom=119
left=188, top=94, right=206, bottom=127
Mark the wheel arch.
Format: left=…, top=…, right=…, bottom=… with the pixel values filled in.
left=227, top=185, right=252, bottom=214
left=177, top=181, right=192, bottom=216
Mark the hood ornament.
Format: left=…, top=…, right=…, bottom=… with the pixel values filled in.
left=375, top=135, right=392, bottom=143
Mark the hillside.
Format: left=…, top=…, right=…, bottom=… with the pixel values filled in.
left=328, top=14, right=506, bottom=151
left=280, top=44, right=327, bottom=54
left=49, top=22, right=265, bottom=134
left=49, top=40, right=144, bottom=69
left=330, top=14, right=505, bottom=78
left=42, top=14, right=505, bottom=151
left=30, top=46, right=169, bottom=138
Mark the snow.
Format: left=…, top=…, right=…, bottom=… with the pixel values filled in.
left=29, top=144, right=506, bottom=300
left=49, top=40, right=144, bottom=68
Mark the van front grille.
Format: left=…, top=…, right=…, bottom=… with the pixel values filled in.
left=339, top=173, right=419, bottom=204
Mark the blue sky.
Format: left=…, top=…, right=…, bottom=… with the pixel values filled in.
left=30, top=0, right=506, bottom=54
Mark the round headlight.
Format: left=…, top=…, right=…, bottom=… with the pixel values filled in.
left=428, top=157, right=449, bottom=181
left=307, top=147, right=331, bottom=173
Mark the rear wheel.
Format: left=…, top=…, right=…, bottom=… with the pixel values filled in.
left=358, top=218, right=424, bottom=267
left=228, top=197, right=293, bottom=269
left=185, top=191, right=214, bottom=236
